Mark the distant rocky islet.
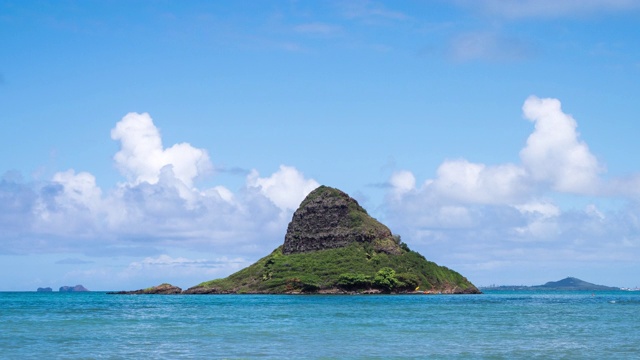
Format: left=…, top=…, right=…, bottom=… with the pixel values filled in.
left=36, top=285, right=89, bottom=292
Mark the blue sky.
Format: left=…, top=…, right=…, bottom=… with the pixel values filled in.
left=2, top=0, right=640, bottom=290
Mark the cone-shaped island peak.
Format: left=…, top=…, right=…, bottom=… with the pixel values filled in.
left=283, top=186, right=398, bottom=255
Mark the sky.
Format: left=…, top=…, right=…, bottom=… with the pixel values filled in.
left=2, top=0, right=640, bottom=291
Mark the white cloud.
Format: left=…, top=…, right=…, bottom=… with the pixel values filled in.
left=431, top=159, right=528, bottom=204
left=51, top=170, right=102, bottom=211
left=385, top=96, right=604, bottom=218
left=0, top=112, right=322, bottom=265
left=111, top=112, right=212, bottom=188
left=520, top=96, right=602, bottom=194
left=247, top=165, right=320, bottom=212
left=515, top=200, right=560, bottom=218
left=1, top=165, right=302, bottom=258
left=389, top=170, right=415, bottom=197
left=387, top=161, right=527, bottom=208
left=29, top=170, right=104, bottom=237
left=383, top=95, right=640, bottom=285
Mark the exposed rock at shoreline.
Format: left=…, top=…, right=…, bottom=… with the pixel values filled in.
left=108, top=283, right=182, bottom=295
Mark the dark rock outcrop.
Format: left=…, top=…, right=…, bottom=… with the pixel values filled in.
left=59, top=285, right=89, bottom=292
left=182, top=286, right=232, bottom=294
left=108, top=283, right=182, bottom=295
left=37, top=287, right=52, bottom=292
left=283, top=186, right=398, bottom=254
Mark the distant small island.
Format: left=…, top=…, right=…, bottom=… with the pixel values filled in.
left=36, top=285, right=89, bottom=292
left=481, top=277, right=619, bottom=291
left=59, top=285, right=89, bottom=292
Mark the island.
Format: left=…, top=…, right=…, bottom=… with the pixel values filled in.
left=115, top=185, right=480, bottom=295
left=36, top=287, right=53, bottom=292
left=59, top=285, right=89, bottom=292
left=482, top=277, right=619, bottom=291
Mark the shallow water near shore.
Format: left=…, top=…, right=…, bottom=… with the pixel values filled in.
left=1, top=290, right=639, bottom=359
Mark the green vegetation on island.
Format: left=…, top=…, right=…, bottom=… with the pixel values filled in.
left=185, top=242, right=476, bottom=294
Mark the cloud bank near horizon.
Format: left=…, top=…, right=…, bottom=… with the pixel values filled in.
left=0, top=112, right=319, bottom=261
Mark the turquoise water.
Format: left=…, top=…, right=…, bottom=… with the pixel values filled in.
left=1, top=291, right=639, bottom=359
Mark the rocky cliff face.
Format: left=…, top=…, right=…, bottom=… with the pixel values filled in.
left=283, top=186, right=397, bottom=254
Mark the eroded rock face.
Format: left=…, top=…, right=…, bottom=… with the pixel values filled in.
left=283, top=186, right=394, bottom=254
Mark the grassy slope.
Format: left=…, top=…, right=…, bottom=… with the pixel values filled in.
left=196, top=242, right=476, bottom=293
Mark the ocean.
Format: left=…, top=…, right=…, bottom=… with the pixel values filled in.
left=1, top=290, right=638, bottom=359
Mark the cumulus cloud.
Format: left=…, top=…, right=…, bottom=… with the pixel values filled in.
left=388, top=96, right=601, bottom=208
left=51, top=170, right=102, bottom=211
left=431, top=160, right=529, bottom=204
left=111, top=112, right=212, bottom=188
left=389, top=170, right=415, bottom=197
left=0, top=112, right=320, bottom=263
left=520, top=96, right=602, bottom=193
left=383, top=95, right=640, bottom=285
left=247, top=165, right=320, bottom=212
